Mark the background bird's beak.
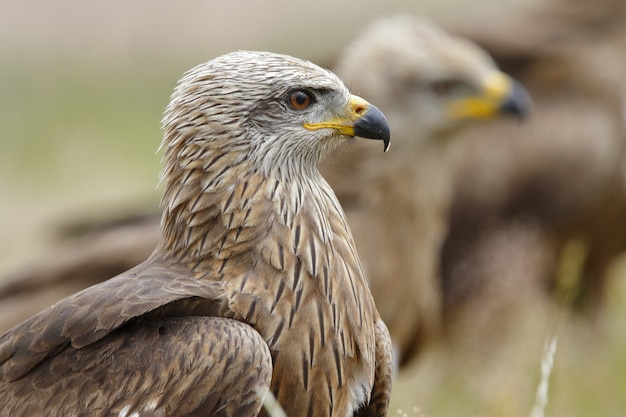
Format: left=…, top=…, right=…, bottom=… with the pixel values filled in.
left=498, top=80, right=532, bottom=119
left=304, top=95, right=391, bottom=152
left=448, top=72, right=532, bottom=120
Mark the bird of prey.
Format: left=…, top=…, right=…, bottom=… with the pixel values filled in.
left=442, top=0, right=626, bottom=331
left=0, top=17, right=532, bottom=369
left=0, top=51, right=393, bottom=417
left=320, top=16, right=531, bottom=366
left=0, top=17, right=533, bottom=370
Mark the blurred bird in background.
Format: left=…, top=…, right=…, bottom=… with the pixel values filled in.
left=441, top=0, right=626, bottom=343
left=321, top=15, right=531, bottom=366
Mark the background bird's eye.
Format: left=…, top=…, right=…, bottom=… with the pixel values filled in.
left=430, top=79, right=461, bottom=95
left=288, top=90, right=313, bottom=109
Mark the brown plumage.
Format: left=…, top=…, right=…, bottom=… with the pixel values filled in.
left=442, top=0, right=626, bottom=329
left=0, top=214, right=160, bottom=333
left=0, top=51, right=393, bottom=417
left=321, top=16, right=531, bottom=365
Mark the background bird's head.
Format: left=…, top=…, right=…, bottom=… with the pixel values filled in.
left=335, top=15, right=531, bottom=144
left=160, top=51, right=389, bottom=183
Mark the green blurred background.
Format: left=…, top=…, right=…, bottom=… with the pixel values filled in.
left=1, top=1, right=625, bottom=416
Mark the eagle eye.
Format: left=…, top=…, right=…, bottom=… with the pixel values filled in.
left=288, top=90, right=314, bottom=109
left=430, top=79, right=462, bottom=96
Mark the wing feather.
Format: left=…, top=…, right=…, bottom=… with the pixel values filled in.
left=0, top=256, right=228, bottom=382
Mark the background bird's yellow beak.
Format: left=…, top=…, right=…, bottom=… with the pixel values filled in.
left=448, top=72, right=532, bottom=120
left=304, top=95, right=391, bottom=152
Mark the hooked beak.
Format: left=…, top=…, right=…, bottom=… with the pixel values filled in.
left=448, top=72, right=532, bottom=121
left=304, top=95, right=391, bottom=152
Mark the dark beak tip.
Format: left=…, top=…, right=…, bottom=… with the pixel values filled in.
left=353, top=103, right=391, bottom=153
left=501, top=81, right=533, bottom=120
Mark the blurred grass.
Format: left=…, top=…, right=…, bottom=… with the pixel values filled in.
left=390, top=258, right=626, bottom=417
left=0, top=59, right=173, bottom=267
left=0, top=62, right=165, bottom=182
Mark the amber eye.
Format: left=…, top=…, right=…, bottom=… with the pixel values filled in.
left=288, top=90, right=313, bottom=109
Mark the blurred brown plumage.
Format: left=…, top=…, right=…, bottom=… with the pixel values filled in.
left=442, top=0, right=626, bottom=334
left=0, top=51, right=393, bottom=417
left=322, top=16, right=531, bottom=365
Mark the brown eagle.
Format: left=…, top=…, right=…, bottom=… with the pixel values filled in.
left=0, top=51, right=393, bottom=417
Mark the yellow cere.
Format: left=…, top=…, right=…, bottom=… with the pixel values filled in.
left=448, top=72, right=513, bottom=119
left=303, top=94, right=369, bottom=136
